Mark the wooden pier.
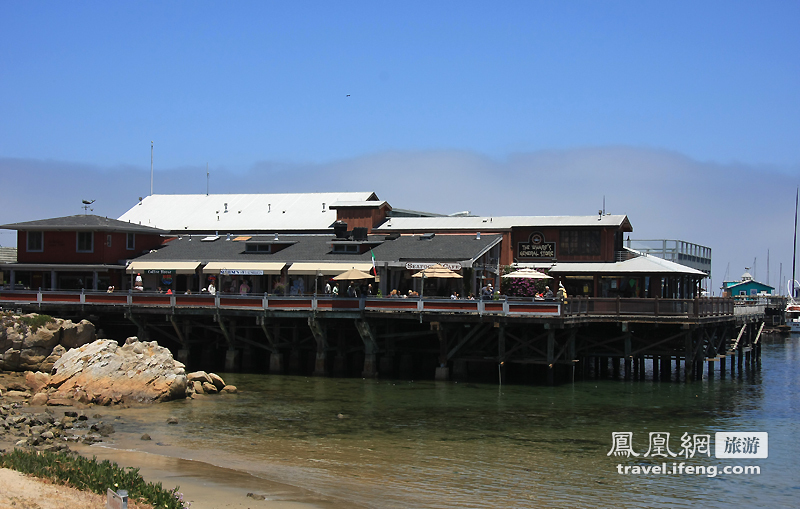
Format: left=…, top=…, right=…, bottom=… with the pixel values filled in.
left=0, top=290, right=767, bottom=384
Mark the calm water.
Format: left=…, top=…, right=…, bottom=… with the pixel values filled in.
left=104, top=335, right=800, bottom=508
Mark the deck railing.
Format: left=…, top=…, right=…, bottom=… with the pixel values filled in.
left=0, top=289, right=738, bottom=320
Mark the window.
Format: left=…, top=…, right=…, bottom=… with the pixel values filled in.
left=332, top=244, right=359, bottom=253
left=245, top=244, right=271, bottom=253
left=559, top=230, right=601, bottom=256
left=27, top=231, right=43, bottom=252
left=77, top=232, right=94, bottom=253
left=126, top=233, right=135, bottom=250
left=107, top=235, right=112, bottom=247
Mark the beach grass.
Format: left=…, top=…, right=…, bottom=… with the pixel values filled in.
left=0, top=448, right=188, bottom=508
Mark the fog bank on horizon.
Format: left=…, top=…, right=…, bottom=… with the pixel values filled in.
left=1, top=147, right=797, bottom=293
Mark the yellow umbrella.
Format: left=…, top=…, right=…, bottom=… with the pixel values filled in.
left=412, top=264, right=463, bottom=279
left=333, top=268, right=374, bottom=281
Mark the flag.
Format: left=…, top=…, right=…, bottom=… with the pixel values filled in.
left=371, top=249, right=377, bottom=276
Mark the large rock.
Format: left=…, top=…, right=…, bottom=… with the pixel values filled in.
left=46, top=338, right=187, bottom=405
left=0, top=314, right=96, bottom=372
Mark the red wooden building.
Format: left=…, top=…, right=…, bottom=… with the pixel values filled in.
left=0, top=215, right=167, bottom=291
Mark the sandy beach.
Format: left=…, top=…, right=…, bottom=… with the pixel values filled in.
left=0, top=435, right=345, bottom=509
left=1, top=368, right=351, bottom=509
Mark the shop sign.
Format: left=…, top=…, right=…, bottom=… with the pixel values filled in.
left=145, top=269, right=176, bottom=275
left=220, top=269, right=264, bottom=276
left=405, top=262, right=462, bottom=271
left=517, top=231, right=556, bottom=259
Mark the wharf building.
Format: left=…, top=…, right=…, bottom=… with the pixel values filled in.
left=3, top=192, right=742, bottom=385
left=1, top=191, right=706, bottom=298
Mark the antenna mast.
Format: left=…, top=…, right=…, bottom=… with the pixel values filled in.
left=150, top=141, right=154, bottom=196
left=206, top=162, right=209, bottom=196
left=794, top=188, right=798, bottom=298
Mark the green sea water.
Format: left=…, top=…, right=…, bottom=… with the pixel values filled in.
left=103, top=336, right=799, bottom=508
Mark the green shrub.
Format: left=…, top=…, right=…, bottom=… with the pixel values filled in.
left=18, top=314, right=54, bottom=333
left=0, top=449, right=188, bottom=508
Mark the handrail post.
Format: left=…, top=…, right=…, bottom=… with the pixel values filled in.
left=312, top=295, right=317, bottom=311
left=263, top=293, right=268, bottom=309
left=80, top=288, right=85, bottom=304
left=171, top=294, right=176, bottom=308
left=503, top=299, right=509, bottom=315
left=215, top=294, right=220, bottom=308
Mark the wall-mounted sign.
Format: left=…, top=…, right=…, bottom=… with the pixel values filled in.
left=517, top=231, right=555, bottom=259
left=220, top=269, right=264, bottom=276
left=145, top=269, right=176, bottom=275
left=405, top=262, right=462, bottom=271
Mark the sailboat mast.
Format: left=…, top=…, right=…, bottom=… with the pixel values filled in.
left=793, top=188, right=798, bottom=298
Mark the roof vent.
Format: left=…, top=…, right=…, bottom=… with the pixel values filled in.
left=201, top=235, right=220, bottom=242
left=224, top=203, right=228, bottom=212
left=353, top=227, right=368, bottom=241
left=226, top=233, right=231, bottom=241
left=322, top=202, right=326, bottom=212
left=476, top=232, right=481, bottom=239
left=420, top=233, right=435, bottom=240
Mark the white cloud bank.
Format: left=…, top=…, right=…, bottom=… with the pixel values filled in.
left=1, top=147, right=797, bottom=292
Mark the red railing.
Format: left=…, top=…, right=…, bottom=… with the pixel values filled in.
left=0, top=290, right=736, bottom=319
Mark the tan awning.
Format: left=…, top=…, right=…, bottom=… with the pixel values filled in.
left=203, top=261, right=285, bottom=275
left=288, top=262, right=373, bottom=276
left=127, top=261, right=201, bottom=274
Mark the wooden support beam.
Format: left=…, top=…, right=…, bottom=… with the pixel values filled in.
left=308, top=317, right=328, bottom=376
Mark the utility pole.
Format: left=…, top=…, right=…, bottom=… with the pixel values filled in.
left=150, top=141, right=154, bottom=196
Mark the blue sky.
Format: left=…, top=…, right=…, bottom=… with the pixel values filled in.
left=1, top=1, right=799, bottom=292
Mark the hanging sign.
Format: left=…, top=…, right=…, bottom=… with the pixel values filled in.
left=220, top=269, right=264, bottom=276
left=405, top=262, right=462, bottom=271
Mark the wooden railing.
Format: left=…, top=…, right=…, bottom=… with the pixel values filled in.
left=562, top=296, right=735, bottom=317
left=0, top=290, right=737, bottom=320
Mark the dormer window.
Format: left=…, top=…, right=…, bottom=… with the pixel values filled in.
left=332, top=244, right=359, bottom=253
left=245, top=243, right=272, bottom=253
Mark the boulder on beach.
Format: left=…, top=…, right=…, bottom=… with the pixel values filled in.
left=44, top=338, right=187, bottom=405
left=0, top=314, right=96, bottom=372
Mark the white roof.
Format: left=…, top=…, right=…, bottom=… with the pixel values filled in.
left=373, top=215, right=631, bottom=231
left=548, top=254, right=706, bottom=276
left=118, top=192, right=377, bottom=232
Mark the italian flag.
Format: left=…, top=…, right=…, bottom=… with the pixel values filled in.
left=371, top=249, right=377, bottom=276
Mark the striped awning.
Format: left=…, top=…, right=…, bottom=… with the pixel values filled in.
left=203, top=261, right=285, bottom=275
left=127, top=261, right=201, bottom=274
left=287, top=262, right=373, bottom=276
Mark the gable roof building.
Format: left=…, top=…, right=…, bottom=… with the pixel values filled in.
left=118, top=192, right=380, bottom=234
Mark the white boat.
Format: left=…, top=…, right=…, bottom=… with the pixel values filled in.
left=787, top=301, right=800, bottom=333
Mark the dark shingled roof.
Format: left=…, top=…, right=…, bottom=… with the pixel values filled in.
left=0, top=215, right=169, bottom=234
left=131, top=233, right=502, bottom=264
